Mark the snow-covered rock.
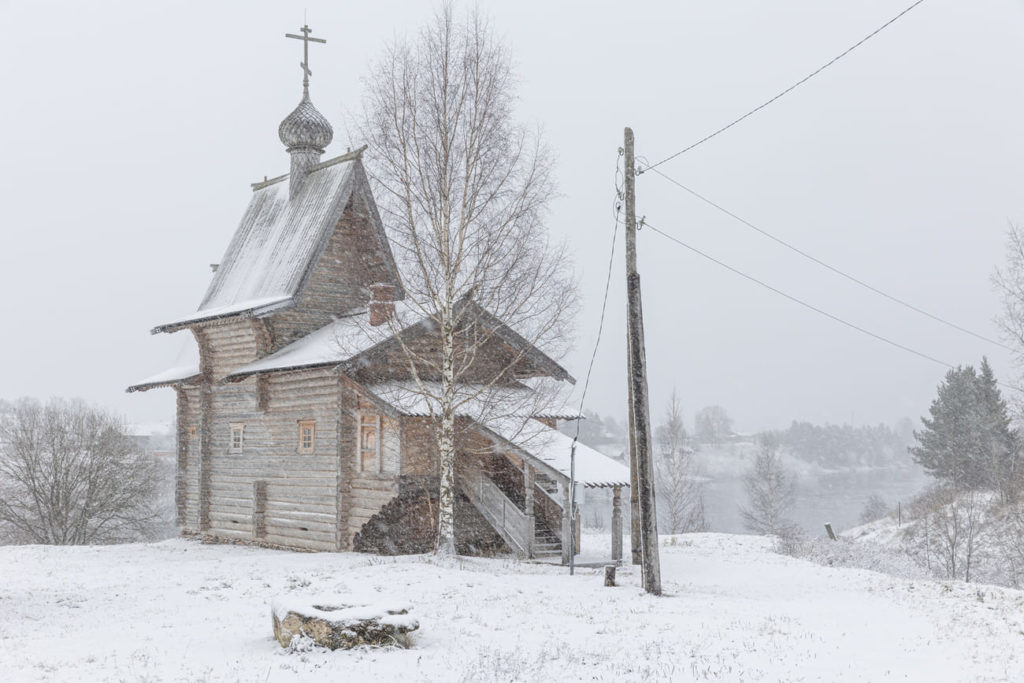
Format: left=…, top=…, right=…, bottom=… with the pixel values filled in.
left=272, top=596, right=418, bottom=649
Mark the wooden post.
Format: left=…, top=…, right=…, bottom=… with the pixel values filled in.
left=253, top=480, right=268, bottom=540
left=561, top=484, right=571, bottom=565
left=574, top=504, right=581, bottom=555
left=523, top=464, right=536, bottom=558
left=604, top=565, right=617, bottom=587
left=611, top=486, right=623, bottom=561
left=825, top=523, right=837, bottom=541
left=624, top=127, right=662, bottom=595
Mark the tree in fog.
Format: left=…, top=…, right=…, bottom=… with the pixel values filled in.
left=977, top=358, right=1020, bottom=500
left=0, top=398, right=161, bottom=545
left=740, top=434, right=798, bottom=537
left=910, top=360, right=1015, bottom=495
left=359, top=5, right=576, bottom=554
left=694, top=405, right=732, bottom=446
left=655, top=390, right=706, bottom=534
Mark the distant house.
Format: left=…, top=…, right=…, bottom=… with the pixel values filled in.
left=128, top=31, right=628, bottom=560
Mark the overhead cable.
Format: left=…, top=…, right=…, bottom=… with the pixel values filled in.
left=646, top=167, right=1013, bottom=352
left=639, top=0, right=929, bottom=173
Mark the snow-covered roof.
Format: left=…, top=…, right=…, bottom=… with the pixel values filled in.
left=361, top=382, right=624, bottom=487
left=127, top=364, right=201, bottom=393
left=225, top=298, right=573, bottom=387
left=482, top=417, right=631, bottom=489
left=154, top=295, right=293, bottom=331
left=362, top=380, right=580, bottom=420
left=127, top=335, right=202, bottom=393
left=226, top=304, right=420, bottom=380
left=153, top=148, right=401, bottom=333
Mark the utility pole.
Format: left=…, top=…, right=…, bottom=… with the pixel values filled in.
left=627, top=331, right=641, bottom=565
left=623, top=127, right=662, bottom=595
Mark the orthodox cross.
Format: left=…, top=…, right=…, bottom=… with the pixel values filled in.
left=285, top=25, right=326, bottom=90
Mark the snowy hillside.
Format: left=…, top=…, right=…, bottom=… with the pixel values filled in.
left=2, top=534, right=1022, bottom=681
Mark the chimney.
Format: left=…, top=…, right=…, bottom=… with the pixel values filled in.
left=369, top=283, right=396, bottom=326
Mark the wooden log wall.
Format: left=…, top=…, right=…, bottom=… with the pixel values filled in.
left=269, top=187, right=393, bottom=350
left=189, top=318, right=346, bottom=552
left=343, top=395, right=402, bottom=546
left=175, top=385, right=202, bottom=533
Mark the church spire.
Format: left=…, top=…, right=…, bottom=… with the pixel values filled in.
left=278, top=25, right=333, bottom=198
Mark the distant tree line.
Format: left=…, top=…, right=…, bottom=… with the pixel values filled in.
left=778, top=421, right=911, bottom=469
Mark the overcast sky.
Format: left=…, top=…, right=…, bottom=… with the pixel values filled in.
left=2, top=0, right=1022, bottom=434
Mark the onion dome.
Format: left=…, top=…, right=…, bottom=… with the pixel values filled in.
left=278, top=91, right=334, bottom=152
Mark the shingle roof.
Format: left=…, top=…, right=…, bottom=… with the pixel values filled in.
left=152, top=148, right=400, bottom=333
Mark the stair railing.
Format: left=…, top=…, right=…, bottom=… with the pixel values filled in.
left=457, top=464, right=533, bottom=558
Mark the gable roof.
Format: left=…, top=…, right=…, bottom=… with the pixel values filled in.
left=223, top=298, right=573, bottom=385
left=152, top=147, right=403, bottom=333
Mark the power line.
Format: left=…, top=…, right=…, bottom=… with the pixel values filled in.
left=646, top=166, right=1013, bottom=352
left=572, top=153, right=624, bottom=442
left=639, top=0, right=929, bottom=173
left=645, top=219, right=1024, bottom=393
left=648, top=219, right=1024, bottom=395
left=644, top=219, right=947, bottom=368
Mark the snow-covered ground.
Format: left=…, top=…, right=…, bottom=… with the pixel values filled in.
left=1, top=533, right=1022, bottom=682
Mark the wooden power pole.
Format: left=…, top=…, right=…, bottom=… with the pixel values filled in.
left=627, top=330, right=641, bottom=565
left=623, top=127, right=662, bottom=595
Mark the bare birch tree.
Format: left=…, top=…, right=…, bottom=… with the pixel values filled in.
left=0, top=398, right=161, bottom=545
left=740, top=434, right=798, bottom=537
left=903, top=485, right=990, bottom=582
left=655, top=390, right=706, bottom=533
left=359, top=5, right=576, bottom=555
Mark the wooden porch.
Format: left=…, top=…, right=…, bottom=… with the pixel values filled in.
left=457, top=448, right=626, bottom=564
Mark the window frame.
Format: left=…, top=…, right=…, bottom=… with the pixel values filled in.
left=298, top=420, right=316, bottom=454
left=359, top=415, right=382, bottom=473
left=229, top=423, right=245, bottom=454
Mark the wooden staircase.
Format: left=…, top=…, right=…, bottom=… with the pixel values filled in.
left=456, top=463, right=565, bottom=560
left=533, top=516, right=562, bottom=558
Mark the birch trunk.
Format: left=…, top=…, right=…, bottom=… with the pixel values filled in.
left=435, top=304, right=457, bottom=555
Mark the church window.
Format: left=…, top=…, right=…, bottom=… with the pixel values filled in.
left=360, top=415, right=381, bottom=473
left=188, top=425, right=196, bottom=438
left=229, top=423, right=245, bottom=453
left=298, top=420, right=315, bottom=454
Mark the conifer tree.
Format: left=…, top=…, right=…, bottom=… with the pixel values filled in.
left=911, top=360, right=1015, bottom=493
left=978, top=358, right=1018, bottom=499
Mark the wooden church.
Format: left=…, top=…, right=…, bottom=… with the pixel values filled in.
left=129, top=26, right=629, bottom=561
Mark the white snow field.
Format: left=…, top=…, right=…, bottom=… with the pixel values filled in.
left=1, top=533, right=1022, bottom=682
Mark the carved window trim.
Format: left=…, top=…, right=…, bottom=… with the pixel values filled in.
left=298, top=420, right=315, bottom=454
left=359, top=415, right=382, bottom=473
left=229, top=423, right=245, bottom=454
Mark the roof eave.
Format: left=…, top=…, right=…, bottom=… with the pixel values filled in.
left=223, top=360, right=341, bottom=383
left=151, top=298, right=294, bottom=335
left=125, top=374, right=202, bottom=394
